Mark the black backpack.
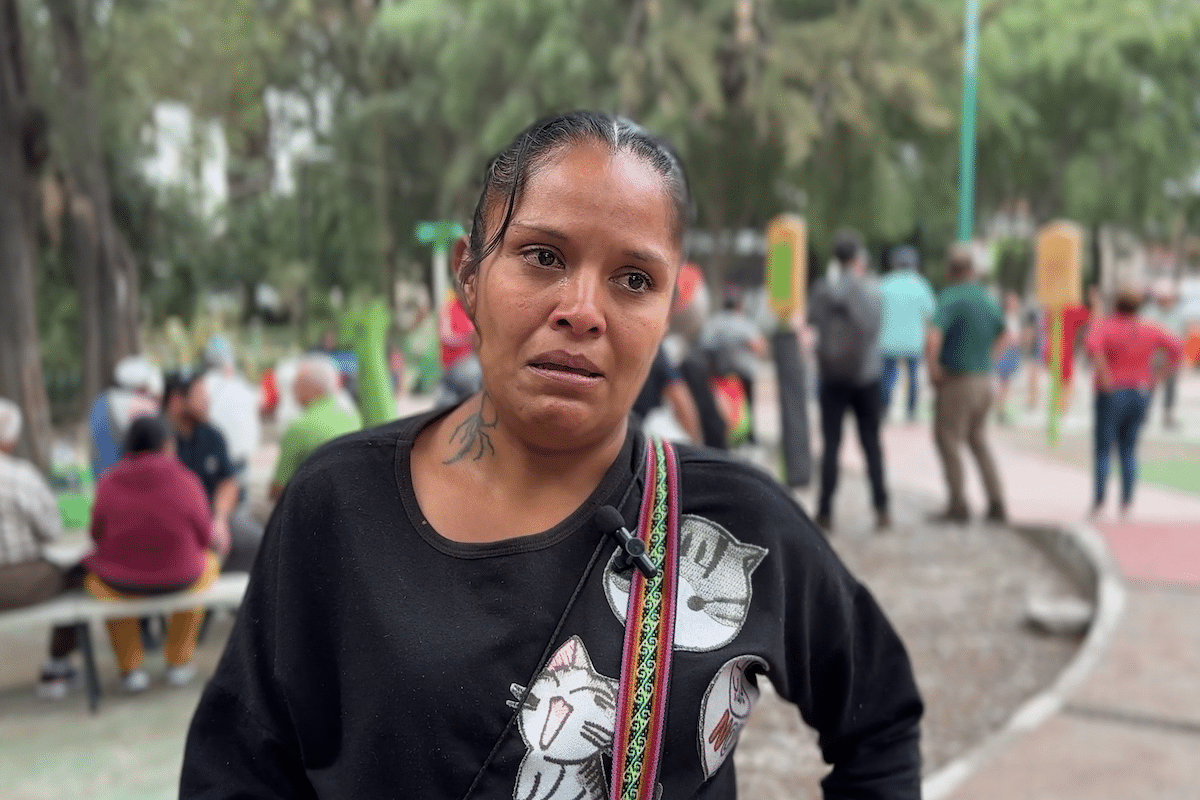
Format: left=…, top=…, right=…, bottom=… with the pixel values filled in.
left=817, top=294, right=867, bottom=382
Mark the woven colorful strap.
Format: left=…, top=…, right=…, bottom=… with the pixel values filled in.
left=610, top=437, right=680, bottom=800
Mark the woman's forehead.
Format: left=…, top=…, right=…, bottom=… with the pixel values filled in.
left=509, top=146, right=680, bottom=252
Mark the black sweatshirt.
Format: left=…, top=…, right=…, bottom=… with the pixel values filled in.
left=182, top=410, right=922, bottom=799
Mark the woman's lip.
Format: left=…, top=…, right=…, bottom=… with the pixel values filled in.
left=528, top=364, right=604, bottom=387
left=529, top=351, right=603, bottom=376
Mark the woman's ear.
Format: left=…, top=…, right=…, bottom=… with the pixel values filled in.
left=453, top=234, right=476, bottom=315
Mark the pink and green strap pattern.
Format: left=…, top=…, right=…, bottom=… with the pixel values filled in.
left=609, top=437, right=680, bottom=800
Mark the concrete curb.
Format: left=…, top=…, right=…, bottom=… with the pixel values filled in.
left=922, top=521, right=1127, bottom=800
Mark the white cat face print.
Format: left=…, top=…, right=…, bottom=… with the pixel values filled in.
left=604, top=515, right=768, bottom=652
left=697, top=655, right=767, bottom=779
left=507, top=636, right=618, bottom=800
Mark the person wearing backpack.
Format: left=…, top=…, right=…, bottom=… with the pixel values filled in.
left=807, top=230, right=890, bottom=532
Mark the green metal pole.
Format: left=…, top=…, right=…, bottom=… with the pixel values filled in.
left=957, top=0, right=981, bottom=243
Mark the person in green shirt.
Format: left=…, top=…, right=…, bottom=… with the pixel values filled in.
left=270, top=355, right=362, bottom=501
left=925, top=245, right=1007, bottom=524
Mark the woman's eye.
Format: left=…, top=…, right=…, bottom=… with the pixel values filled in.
left=530, top=248, right=558, bottom=267
left=622, top=272, right=652, bottom=292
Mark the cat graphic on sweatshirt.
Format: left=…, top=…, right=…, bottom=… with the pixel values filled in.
left=605, top=514, right=767, bottom=652
left=508, top=636, right=618, bottom=800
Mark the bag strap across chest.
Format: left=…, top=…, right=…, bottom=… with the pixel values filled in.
left=610, top=436, right=680, bottom=800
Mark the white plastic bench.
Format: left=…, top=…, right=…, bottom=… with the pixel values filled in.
left=0, top=572, right=249, bottom=712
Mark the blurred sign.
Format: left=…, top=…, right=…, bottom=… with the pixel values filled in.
left=765, top=215, right=807, bottom=320
left=1035, top=221, right=1083, bottom=308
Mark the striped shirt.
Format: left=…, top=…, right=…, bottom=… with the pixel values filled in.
left=0, top=451, right=62, bottom=567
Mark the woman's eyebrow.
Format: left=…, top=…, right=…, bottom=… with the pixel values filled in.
left=510, top=221, right=668, bottom=267
left=509, top=222, right=568, bottom=242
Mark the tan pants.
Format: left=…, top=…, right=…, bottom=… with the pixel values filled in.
left=84, top=552, right=220, bottom=673
left=933, top=373, right=1005, bottom=513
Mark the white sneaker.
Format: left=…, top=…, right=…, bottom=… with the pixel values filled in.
left=121, top=669, right=150, bottom=693
left=35, top=664, right=80, bottom=701
left=164, top=664, right=195, bottom=687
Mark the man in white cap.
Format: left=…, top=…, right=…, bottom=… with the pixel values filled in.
left=88, top=355, right=164, bottom=477
left=0, top=397, right=87, bottom=699
left=201, top=334, right=261, bottom=486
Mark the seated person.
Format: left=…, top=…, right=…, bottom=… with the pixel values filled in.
left=85, top=416, right=220, bottom=692
left=270, top=354, right=363, bottom=501
left=164, top=371, right=263, bottom=573
left=631, top=345, right=702, bottom=444
left=200, top=335, right=261, bottom=486
left=88, top=355, right=164, bottom=477
left=0, top=398, right=86, bottom=700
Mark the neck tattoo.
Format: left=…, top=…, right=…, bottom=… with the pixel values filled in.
left=444, top=393, right=497, bottom=464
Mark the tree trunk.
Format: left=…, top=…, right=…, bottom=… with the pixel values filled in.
left=0, top=0, right=52, bottom=469
left=46, top=0, right=140, bottom=408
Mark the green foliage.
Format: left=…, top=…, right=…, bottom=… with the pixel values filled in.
left=17, top=0, right=1200, bottom=414
left=972, top=0, right=1200, bottom=229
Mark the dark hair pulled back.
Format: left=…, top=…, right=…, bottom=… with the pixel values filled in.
left=459, top=111, right=692, bottom=294
left=123, top=415, right=171, bottom=455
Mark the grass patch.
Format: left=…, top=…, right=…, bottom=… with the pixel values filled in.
left=1140, top=459, right=1200, bottom=496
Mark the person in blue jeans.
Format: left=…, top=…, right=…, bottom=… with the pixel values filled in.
left=878, top=245, right=935, bottom=422
left=1086, top=287, right=1183, bottom=517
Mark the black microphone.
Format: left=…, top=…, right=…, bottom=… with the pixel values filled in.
left=596, top=505, right=659, bottom=579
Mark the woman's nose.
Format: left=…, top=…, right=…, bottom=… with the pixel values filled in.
left=554, top=271, right=606, bottom=335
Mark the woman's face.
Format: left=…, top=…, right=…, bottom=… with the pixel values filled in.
left=462, top=143, right=681, bottom=452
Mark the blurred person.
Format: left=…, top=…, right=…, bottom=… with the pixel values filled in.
left=1023, top=300, right=1046, bottom=410
left=698, top=294, right=767, bottom=443
left=201, top=334, right=261, bottom=487
left=163, top=371, right=261, bottom=572
left=630, top=344, right=703, bottom=444
left=84, top=416, right=219, bottom=692
left=1086, top=286, right=1183, bottom=518
left=1142, top=280, right=1187, bottom=429
left=269, top=355, right=363, bottom=501
left=0, top=398, right=87, bottom=700
left=926, top=245, right=1007, bottom=524
left=434, top=281, right=483, bottom=409
left=878, top=244, right=936, bottom=422
left=88, top=355, right=164, bottom=477
left=671, top=262, right=728, bottom=448
left=807, top=230, right=889, bottom=532
left=993, top=291, right=1025, bottom=424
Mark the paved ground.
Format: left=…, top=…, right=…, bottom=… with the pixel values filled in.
left=869, top=362, right=1200, bottom=799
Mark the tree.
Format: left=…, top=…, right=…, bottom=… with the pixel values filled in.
left=43, top=0, right=142, bottom=409
left=0, top=0, right=52, bottom=468
left=973, top=0, right=1200, bottom=233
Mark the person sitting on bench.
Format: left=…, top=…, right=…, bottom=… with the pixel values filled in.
left=0, top=397, right=87, bottom=700
left=85, top=416, right=222, bottom=693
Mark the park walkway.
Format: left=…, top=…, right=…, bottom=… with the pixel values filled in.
left=852, top=421, right=1200, bottom=799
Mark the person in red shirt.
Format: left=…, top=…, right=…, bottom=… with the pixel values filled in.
left=434, top=286, right=483, bottom=408
left=1085, top=287, right=1183, bottom=518
left=86, top=415, right=220, bottom=692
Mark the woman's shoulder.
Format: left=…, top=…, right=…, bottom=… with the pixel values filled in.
left=675, top=446, right=820, bottom=534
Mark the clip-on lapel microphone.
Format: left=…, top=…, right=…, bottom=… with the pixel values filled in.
left=595, top=505, right=659, bottom=579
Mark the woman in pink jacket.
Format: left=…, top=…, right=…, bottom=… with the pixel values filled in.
left=87, top=415, right=219, bottom=692
left=1085, top=287, right=1184, bottom=517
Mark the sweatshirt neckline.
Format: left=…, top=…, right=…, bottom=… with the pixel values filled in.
left=394, top=408, right=640, bottom=559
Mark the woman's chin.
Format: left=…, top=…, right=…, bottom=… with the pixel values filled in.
left=514, top=397, right=626, bottom=450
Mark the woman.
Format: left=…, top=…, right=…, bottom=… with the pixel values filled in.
left=993, top=291, right=1024, bottom=424
left=1086, top=287, right=1183, bottom=518
left=182, top=112, right=922, bottom=798
left=87, top=415, right=219, bottom=691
